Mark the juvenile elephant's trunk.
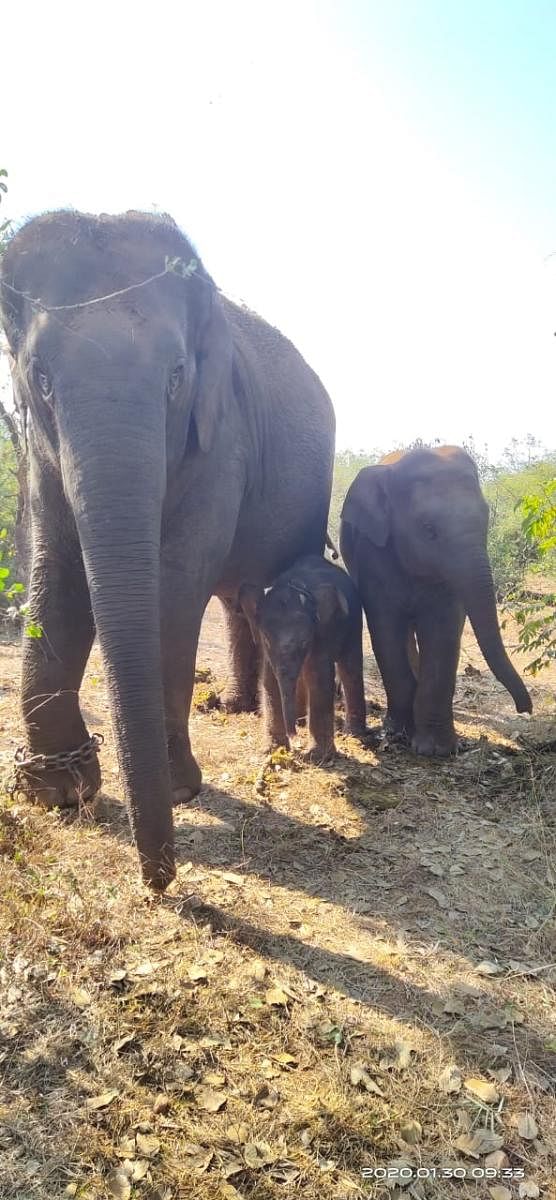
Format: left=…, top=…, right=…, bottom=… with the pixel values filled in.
left=59, top=392, right=175, bottom=889
left=454, top=551, right=532, bottom=714
left=276, top=670, right=300, bottom=738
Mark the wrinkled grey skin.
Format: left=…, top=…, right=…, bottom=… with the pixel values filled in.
left=0, top=210, right=335, bottom=889
left=239, top=555, right=367, bottom=760
left=340, top=446, right=532, bottom=757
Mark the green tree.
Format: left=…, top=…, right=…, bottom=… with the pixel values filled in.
left=510, top=479, right=556, bottom=673
left=0, top=168, right=27, bottom=602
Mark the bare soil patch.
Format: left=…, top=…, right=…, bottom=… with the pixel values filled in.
left=1, top=600, right=555, bottom=1199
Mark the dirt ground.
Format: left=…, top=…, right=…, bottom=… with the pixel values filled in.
left=1, top=601, right=555, bottom=1200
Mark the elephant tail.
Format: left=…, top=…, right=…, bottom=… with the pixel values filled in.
left=407, top=628, right=419, bottom=680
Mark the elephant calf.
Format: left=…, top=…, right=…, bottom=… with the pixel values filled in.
left=340, top=445, right=532, bottom=757
left=239, top=554, right=367, bottom=761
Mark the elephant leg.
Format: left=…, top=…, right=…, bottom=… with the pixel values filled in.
left=220, top=601, right=260, bottom=713
left=160, top=570, right=206, bottom=805
left=305, top=651, right=336, bottom=761
left=18, top=531, right=99, bottom=807
left=365, top=606, right=416, bottom=738
left=337, top=622, right=367, bottom=737
left=412, top=598, right=465, bottom=757
left=261, top=657, right=289, bottom=751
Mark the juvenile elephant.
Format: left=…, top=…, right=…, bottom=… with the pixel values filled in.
left=239, top=554, right=367, bottom=760
left=0, top=210, right=335, bottom=889
left=340, top=446, right=532, bottom=757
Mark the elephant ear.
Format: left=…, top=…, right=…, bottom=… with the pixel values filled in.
left=238, top=583, right=264, bottom=640
left=192, top=287, right=233, bottom=453
left=315, top=584, right=350, bottom=626
left=341, top=465, right=391, bottom=547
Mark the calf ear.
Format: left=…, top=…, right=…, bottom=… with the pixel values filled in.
left=238, top=583, right=264, bottom=638
left=341, top=465, right=391, bottom=547
left=315, top=584, right=349, bottom=626
left=193, top=288, right=233, bottom=453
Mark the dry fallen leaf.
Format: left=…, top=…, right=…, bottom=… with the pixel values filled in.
left=225, top=1123, right=250, bottom=1145
left=220, top=1155, right=244, bottom=1179
left=425, top=886, right=448, bottom=908
left=106, top=1170, right=131, bottom=1200
left=265, top=986, right=289, bottom=1007
left=469, top=1009, right=508, bottom=1031
left=196, top=1088, right=227, bottom=1113
left=71, top=987, right=92, bottom=1009
left=273, top=1052, right=298, bottom=1068
left=455, top=1131, right=503, bottom=1158
left=489, top=1187, right=511, bottom=1200
left=349, top=1065, right=385, bottom=1096
left=135, top=1133, right=160, bottom=1159
left=518, top=1182, right=539, bottom=1199
left=153, top=1093, right=170, bottom=1115
left=86, top=1089, right=119, bottom=1110
left=464, top=1077, right=499, bottom=1104
left=517, top=1113, right=539, bottom=1140
left=188, top=965, right=208, bottom=983
left=243, top=1141, right=275, bottom=1168
left=485, top=1151, right=510, bottom=1170
left=438, top=1065, right=462, bottom=1094
left=270, top=1160, right=301, bottom=1183
left=399, top=1119, right=422, bottom=1145
left=188, top=1150, right=214, bottom=1174
left=221, top=872, right=244, bottom=885
left=475, top=960, right=503, bottom=976
left=130, top=1160, right=150, bottom=1183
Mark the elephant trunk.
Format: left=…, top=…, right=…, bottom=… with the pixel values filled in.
left=276, top=669, right=300, bottom=738
left=453, top=550, right=532, bottom=714
left=59, top=393, right=175, bottom=889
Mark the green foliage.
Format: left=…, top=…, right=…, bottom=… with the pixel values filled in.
left=0, top=431, right=23, bottom=603
left=25, top=621, right=43, bottom=639
left=328, top=449, right=380, bottom=544
left=510, top=479, right=556, bottom=674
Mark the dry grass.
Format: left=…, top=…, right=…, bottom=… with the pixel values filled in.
left=1, top=601, right=555, bottom=1199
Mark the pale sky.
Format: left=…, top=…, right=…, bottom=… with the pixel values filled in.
left=2, top=0, right=556, bottom=458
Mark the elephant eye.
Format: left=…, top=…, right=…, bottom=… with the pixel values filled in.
left=421, top=520, right=437, bottom=540
left=168, top=364, right=185, bottom=399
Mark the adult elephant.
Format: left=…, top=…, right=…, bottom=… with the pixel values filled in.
left=0, top=210, right=335, bottom=889
left=340, top=445, right=532, bottom=756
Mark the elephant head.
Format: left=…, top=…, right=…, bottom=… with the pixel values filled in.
left=0, top=210, right=235, bottom=888
left=341, top=446, right=532, bottom=715
left=239, top=579, right=347, bottom=736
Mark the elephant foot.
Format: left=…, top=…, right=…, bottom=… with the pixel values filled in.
left=221, top=688, right=259, bottom=715
left=12, top=748, right=101, bottom=811
left=304, top=742, right=336, bottom=765
left=167, top=734, right=202, bottom=805
left=345, top=719, right=368, bottom=739
left=411, top=730, right=458, bottom=758
left=264, top=734, right=291, bottom=754
left=384, top=711, right=414, bottom=742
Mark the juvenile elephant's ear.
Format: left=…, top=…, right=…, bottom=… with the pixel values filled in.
left=341, top=465, right=391, bottom=547
left=193, top=287, right=233, bottom=453
left=238, top=583, right=264, bottom=639
left=315, top=584, right=350, bottom=626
